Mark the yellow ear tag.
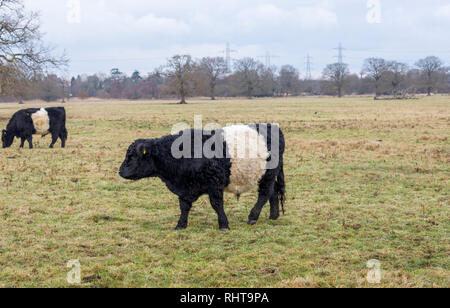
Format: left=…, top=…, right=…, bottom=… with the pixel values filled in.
left=143, top=149, right=147, bottom=155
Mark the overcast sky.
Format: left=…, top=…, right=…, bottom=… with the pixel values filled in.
left=24, top=0, right=450, bottom=77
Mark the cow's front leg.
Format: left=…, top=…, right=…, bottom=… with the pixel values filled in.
left=175, top=198, right=192, bottom=230
left=20, top=138, right=25, bottom=148
left=209, top=190, right=230, bottom=231
left=27, top=136, right=33, bottom=149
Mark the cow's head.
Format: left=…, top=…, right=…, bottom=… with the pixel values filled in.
left=2, top=130, right=14, bottom=148
left=119, top=140, right=158, bottom=180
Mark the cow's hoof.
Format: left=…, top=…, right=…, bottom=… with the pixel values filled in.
left=269, top=215, right=280, bottom=221
left=220, top=228, right=230, bottom=232
left=247, top=220, right=257, bottom=226
left=175, top=226, right=187, bottom=231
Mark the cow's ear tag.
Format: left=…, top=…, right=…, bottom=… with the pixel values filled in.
left=143, top=149, right=147, bottom=155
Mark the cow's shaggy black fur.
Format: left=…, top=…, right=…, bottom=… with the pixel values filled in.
left=119, top=124, right=286, bottom=231
left=2, top=107, right=68, bottom=149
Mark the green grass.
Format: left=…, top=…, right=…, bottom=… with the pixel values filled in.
left=0, top=96, right=448, bottom=288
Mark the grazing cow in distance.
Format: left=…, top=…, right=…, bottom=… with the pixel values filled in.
left=2, top=107, right=68, bottom=149
left=119, top=124, right=286, bottom=231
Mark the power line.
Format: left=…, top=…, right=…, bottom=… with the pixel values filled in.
left=258, top=51, right=280, bottom=67
left=334, top=42, right=346, bottom=64
left=305, top=53, right=313, bottom=80
left=221, top=42, right=238, bottom=73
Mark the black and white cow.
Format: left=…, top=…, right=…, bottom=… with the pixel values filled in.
left=2, top=107, right=68, bottom=149
left=119, top=124, right=286, bottom=231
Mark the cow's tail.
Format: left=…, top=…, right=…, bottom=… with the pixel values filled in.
left=61, top=127, right=68, bottom=140
left=61, top=108, right=68, bottom=140
left=276, top=162, right=286, bottom=215
left=276, top=126, right=286, bottom=215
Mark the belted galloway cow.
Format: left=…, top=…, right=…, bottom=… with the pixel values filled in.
left=2, top=107, right=68, bottom=149
left=119, top=124, right=286, bottom=231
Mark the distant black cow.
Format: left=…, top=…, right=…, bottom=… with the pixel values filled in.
left=119, top=124, right=286, bottom=231
left=2, top=107, right=68, bottom=149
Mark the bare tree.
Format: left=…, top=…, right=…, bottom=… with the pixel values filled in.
left=258, top=65, right=279, bottom=97
left=233, top=58, right=261, bottom=99
left=0, top=64, right=28, bottom=101
left=279, top=65, right=299, bottom=96
left=322, top=63, right=349, bottom=98
left=199, top=57, right=227, bottom=100
left=60, top=78, right=70, bottom=103
left=165, top=55, right=194, bottom=104
left=0, top=0, right=67, bottom=99
left=362, top=58, right=388, bottom=99
left=145, top=69, right=164, bottom=99
left=35, top=73, right=61, bottom=102
left=386, top=61, right=408, bottom=97
left=415, top=56, right=446, bottom=96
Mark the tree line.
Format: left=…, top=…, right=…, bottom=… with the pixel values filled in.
left=323, top=56, right=449, bottom=99
left=11, top=54, right=446, bottom=104
left=0, top=0, right=448, bottom=103
left=67, top=55, right=448, bottom=103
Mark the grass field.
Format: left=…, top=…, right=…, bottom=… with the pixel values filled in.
left=0, top=96, right=448, bottom=288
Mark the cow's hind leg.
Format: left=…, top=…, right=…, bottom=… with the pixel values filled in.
left=27, top=136, right=33, bottom=149
left=60, top=128, right=68, bottom=148
left=49, top=133, right=58, bottom=148
left=269, top=189, right=280, bottom=221
left=20, top=138, right=25, bottom=148
left=175, top=198, right=193, bottom=230
left=209, top=190, right=230, bottom=231
left=248, top=180, right=275, bottom=225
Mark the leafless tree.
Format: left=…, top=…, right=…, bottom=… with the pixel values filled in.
left=164, top=55, right=194, bottom=104
left=199, top=57, right=227, bottom=100
left=279, top=65, right=299, bottom=96
left=60, top=78, right=70, bottom=103
left=0, top=64, right=27, bottom=101
left=258, top=65, right=279, bottom=97
left=322, top=63, right=349, bottom=98
left=233, top=58, right=261, bottom=99
left=415, top=56, right=446, bottom=96
left=362, top=58, right=388, bottom=99
left=0, top=0, right=67, bottom=99
left=386, top=61, right=408, bottom=97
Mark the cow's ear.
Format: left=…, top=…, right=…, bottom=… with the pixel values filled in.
left=136, top=143, right=150, bottom=158
left=2, top=130, right=6, bottom=135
